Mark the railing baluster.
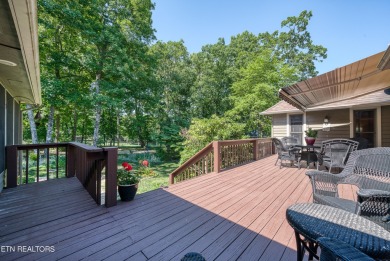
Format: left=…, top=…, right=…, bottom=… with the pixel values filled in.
left=36, top=149, right=40, bottom=182
left=56, top=147, right=59, bottom=179
left=26, top=149, right=29, bottom=184
left=46, top=148, right=50, bottom=180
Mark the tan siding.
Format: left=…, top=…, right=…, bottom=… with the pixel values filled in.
left=272, top=114, right=287, bottom=138
left=382, top=106, right=390, bottom=147
left=306, top=109, right=350, bottom=145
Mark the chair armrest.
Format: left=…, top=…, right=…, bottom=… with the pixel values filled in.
left=318, top=237, right=374, bottom=261
left=306, top=170, right=347, bottom=197
left=306, top=170, right=345, bottom=183
left=358, top=191, right=390, bottom=223
left=357, top=189, right=390, bottom=198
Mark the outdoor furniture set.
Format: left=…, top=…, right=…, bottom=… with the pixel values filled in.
left=286, top=147, right=390, bottom=260
left=272, top=137, right=360, bottom=173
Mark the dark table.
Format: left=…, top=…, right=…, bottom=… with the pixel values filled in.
left=286, top=203, right=390, bottom=261
left=293, top=145, right=320, bottom=168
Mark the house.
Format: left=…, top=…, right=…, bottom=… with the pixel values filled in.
left=261, top=48, right=390, bottom=148
left=0, top=0, right=41, bottom=179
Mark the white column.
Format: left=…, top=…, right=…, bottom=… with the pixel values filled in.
left=349, top=108, right=354, bottom=138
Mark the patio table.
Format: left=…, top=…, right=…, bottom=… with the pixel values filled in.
left=293, top=145, right=320, bottom=168
left=286, top=203, right=390, bottom=261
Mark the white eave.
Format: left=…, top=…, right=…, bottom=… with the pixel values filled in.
left=5, top=0, right=41, bottom=105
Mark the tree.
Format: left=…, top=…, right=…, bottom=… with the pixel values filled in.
left=38, top=0, right=156, bottom=146
left=260, top=10, right=327, bottom=79
left=38, top=0, right=89, bottom=143
left=190, top=38, right=233, bottom=118
left=150, top=41, right=195, bottom=159
left=179, top=115, right=246, bottom=163
left=226, top=50, right=299, bottom=137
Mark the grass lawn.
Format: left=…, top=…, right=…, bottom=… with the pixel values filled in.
left=137, top=162, right=178, bottom=194
left=117, top=150, right=179, bottom=194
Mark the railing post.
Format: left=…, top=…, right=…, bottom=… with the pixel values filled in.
left=104, top=147, right=117, bottom=207
left=213, top=141, right=221, bottom=173
left=169, top=173, right=175, bottom=185
left=253, top=139, right=259, bottom=161
left=66, top=144, right=75, bottom=177
left=5, top=145, right=18, bottom=188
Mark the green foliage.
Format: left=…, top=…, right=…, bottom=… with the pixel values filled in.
left=305, top=127, right=318, bottom=138
left=32, top=5, right=327, bottom=170
left=180, top=115, right=246, bottom=163
left=190, top=38, right=233, bottom=118
left=226, top=50, right=299, bottom=136
left=117, top=168, right=140, bottom=185
left=261, top=10, right=327, bottom=79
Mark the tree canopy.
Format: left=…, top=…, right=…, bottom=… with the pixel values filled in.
left=30, top=4, right=327, bottom=163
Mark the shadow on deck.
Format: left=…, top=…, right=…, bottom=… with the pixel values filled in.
left=0, top=155, right=356, bottom=260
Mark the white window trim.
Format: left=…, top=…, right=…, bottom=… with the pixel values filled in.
left=349, top=107, right=382, bottom=147
left=287, top=112, right=305, bottom=144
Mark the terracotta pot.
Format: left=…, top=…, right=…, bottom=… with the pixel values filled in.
left=118, top=183, right=138, bottom=201
left=305, top=137, right=316, bottom=146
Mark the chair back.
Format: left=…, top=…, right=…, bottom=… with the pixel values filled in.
left=343, top=148, right=390, bottom=191
left=281, top=136, right=300, bottom=147
left=320, top=139, right=359, bottom=168
left=352, top=136, right=369, bottom=150
left=272, top=138, right=287, bottom=156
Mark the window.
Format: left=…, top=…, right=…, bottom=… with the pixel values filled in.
left=354, top=110, right=375, bottom=148
left=290, top=115, right=303, bottom=143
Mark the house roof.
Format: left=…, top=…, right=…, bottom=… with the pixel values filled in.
left=278, top=46, right=390, bottom=111
left=0, top=0, right=41, bottom=105
left=261, top=90, right=390, bottom=115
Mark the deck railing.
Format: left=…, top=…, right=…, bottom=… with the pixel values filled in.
left=5, top=142, right=117, bottom=207
left=169, top=138, right=273, bottom=184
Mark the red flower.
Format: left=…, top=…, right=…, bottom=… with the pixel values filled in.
left=125, top=164, right=133, bottom=171
left=142, top=160, right=149, bottom=167
left=122, top=162, right=132, bottom=171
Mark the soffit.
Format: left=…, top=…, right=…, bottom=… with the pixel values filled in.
left=0, top=0, right=41, bottom=105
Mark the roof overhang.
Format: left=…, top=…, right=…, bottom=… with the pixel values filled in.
left=0, top=0, right=41, bottom=105
left=279, top=46, right=390, bottom=111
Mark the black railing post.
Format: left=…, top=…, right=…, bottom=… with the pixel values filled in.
left=104, top=147, right=117, bottom=207
left=5, top=145, right=18, bottom=188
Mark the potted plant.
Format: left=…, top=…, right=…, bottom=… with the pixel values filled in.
left=117, top=162, right=140, bottom=201
left=304, top=127, right=318, bottom=145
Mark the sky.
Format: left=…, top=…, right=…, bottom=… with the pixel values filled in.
left=152, top=0, right=390, bottom=75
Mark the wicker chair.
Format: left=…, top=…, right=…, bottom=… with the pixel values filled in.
left=281, top=136, right=300, bottom=148
left=307, top=148, right=390, bottom=230
left=272, top=138, right=301, bottom=169
left=316, top=139, right=359, bottom=173
left=352, top=136, right=369, bottom=150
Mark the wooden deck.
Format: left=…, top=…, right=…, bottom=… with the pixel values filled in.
left=0, top=155, right=357, bottom=261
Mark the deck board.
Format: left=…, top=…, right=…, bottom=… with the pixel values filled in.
left=0, top=155, right=357, bottom=260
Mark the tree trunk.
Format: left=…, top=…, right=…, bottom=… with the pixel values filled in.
left=26, top=104, right=38, bottom=144
left=81, top=116, right=86, bottom=143
left=46, top=106, right=55, bottom=143
left=117, top=111, right=120, bottom=147
left=56, top=114, right=60, bottom=142
left=72, top=110, right=78, bottom=141
left=92, top=76, right=101, bottom=147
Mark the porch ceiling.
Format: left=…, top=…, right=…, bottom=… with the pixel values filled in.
left=279, top=46, right=390, bottom=111
left=0, top=0, right=41, bottom=105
